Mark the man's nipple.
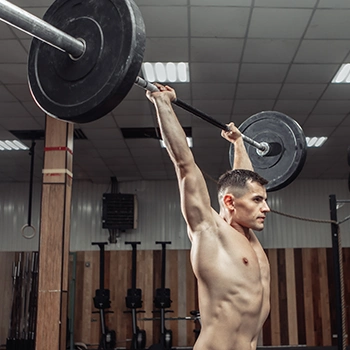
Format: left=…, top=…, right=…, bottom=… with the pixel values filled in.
left=243, top=257, right=249, bottom=265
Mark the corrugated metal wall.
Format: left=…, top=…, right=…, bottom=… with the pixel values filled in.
left=1, top=178, right=349, bottom=251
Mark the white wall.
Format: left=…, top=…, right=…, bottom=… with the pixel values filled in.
left=0, top=178, right=349, bottom=251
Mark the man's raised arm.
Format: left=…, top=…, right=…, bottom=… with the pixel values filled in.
left=221, top=122, right=254, bottom=171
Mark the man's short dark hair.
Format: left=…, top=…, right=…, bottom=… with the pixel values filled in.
left=217, top=169, right=268, bottom=198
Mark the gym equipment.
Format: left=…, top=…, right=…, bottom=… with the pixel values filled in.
left=149, top=241, right=173, bottom=350
left=189, top=310, right=201, bottom=343
left=125, top=241, right=146, bottom=349
left=0, top=0, right=307, bottom=191
left=21, top=141, right=37, bottom=239
left=92, top=242, right=116, bottom=350
left=229, top=111, right=307, bottom=192
left=6, top=252, right=39, bottom=350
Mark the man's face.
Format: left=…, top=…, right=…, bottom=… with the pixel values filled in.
left=232, top=180, right=270, bottom=231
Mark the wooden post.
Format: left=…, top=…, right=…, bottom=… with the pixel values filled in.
left=35, top=115, right=74, bottom=350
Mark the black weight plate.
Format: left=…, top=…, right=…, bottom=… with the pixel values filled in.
left=229, top=111, right=307, bottom=192
left=28, top=0, right=145, bottom=123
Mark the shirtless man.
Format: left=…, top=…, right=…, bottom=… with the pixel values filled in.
left=147, top=84, right=271, bottom=350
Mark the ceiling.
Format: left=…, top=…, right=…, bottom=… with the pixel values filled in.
left=1, top=0, right=350, bottom=188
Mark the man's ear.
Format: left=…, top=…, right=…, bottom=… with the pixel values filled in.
left=223, top=194, right=234, bottom=210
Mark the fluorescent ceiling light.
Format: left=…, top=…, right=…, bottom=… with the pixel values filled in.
left=332, top=64, right=350, bottom=83
left=142, top=62, right=190, bottom=83
left=160, top=137, right=193, bottom=148
left=306, top=136, right=327, bottom=148
left=0, top=140, right=29, bottom=151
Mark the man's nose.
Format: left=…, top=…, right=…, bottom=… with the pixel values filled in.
left=262, top=201, right=270, bottom=212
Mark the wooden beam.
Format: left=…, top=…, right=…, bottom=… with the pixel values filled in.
left=35, top=115, right=74, bottom=350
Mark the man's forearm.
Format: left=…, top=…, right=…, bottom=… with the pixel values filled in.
left=232, top=137, right=254, bottom=171
left=153, top=96, right=192, bottom=164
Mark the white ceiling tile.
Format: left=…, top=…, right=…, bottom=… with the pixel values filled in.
left=0, top=128, right=19, bottom=138
left=236, top=83, right=281, bottom=99
left=304, top=114, right=345, bottom=127
left=0, top=64, right=27, bottom=84
left=0, top=40, right=28, bottom=63
left=0, top=24, right=17, bottom=39
left=192, top=83, right=236, bottom=99
left=339, top=116, right=350, bottom=126
left=83, top=128, right=123, bottom=140
left=5, top=84, right=32, bottom=101
left=114, top=114, right=157, bottom=128
left=191, top=38, right=244, bottom=62
left=279, top=83, right=326, bottom=99
left=113, top=100, right=153, bottom=116
left=305, top=9, right=350, bottom=39
left=140, top=6, right=188, bottom=37
left=192, top=126, right=220, bottom=139
left=194, top=138, right=227, bottom=148
left=286, top=64, right=339, bottom=83
left=130, top=148, right=162, bottom=160
left=239, top=64, right=289, bottom=83
left=144, top=38, right=189, bottom=62
left=190, top=7, right=250, bottom=37
left=103, top=156, right=135, bottom=168
left=274, top=100, right=316, bottom=114
left=22, top=100, right=45, bottom=117
left=190, top=63, right=239, bottom=83
left=33, top=115, right=45, bottom=128
left=190, top=0, right=252, bottom=5
left=256, top=0, right=316, bottom=7
left=248, top=8, right=313, bottom=38
left=125, top=137, right=161, bottom=149
left=243, top=39, right=299, bottom=63
left=313, top=100, right=350, bottom=114
left=20, top=39, right=32, bottom=52
left=322, top=84, right=350, bottom=99
left=0, top=85, right=17, bottom=102
left=318, top=0, right=350, bottom=8
left=132, top=152, right=164, bottom=164
left=0, top=116, right=40, bottom=130
left=232, top=100, right=275, bottom=115
left=0, top=101, right=31, bottom=117
left=302, top=125, right=335, bottom=137
left=192, top=99, right=234, bottom=115
left=136, top=0, right=186, bottom=4
left=102, top=152, right=135, bottom=164
left=330, top=126, right=350, bottom=137
left=295, top=40, right=350, bottom=63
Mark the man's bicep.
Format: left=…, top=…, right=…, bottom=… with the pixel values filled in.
left=177, top=165, right=214, bottom=232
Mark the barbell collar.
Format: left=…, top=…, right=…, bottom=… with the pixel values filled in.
left=134, top=76, right=268, bottom=153
left=0, top=0, right=85, bottom=58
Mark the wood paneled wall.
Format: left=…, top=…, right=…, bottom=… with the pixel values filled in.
left=263, top=248, right=349, bottom=347
left=1, top=248, right=350, bottom=348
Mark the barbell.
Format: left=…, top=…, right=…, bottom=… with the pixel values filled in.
left=0, top=0, right=307, bottom=191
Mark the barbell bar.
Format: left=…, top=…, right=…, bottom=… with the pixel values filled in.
left=0, top=0, right=307, bottom=191
left=0, top=0, right=84, bottom=58
left=0, top=0, right=268, bottom=153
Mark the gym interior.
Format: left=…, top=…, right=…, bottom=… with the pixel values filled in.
left=0, top=1, right=350, bottom=350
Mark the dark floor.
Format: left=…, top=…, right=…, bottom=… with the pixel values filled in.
left=168, top=347, right=349, bottom=350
